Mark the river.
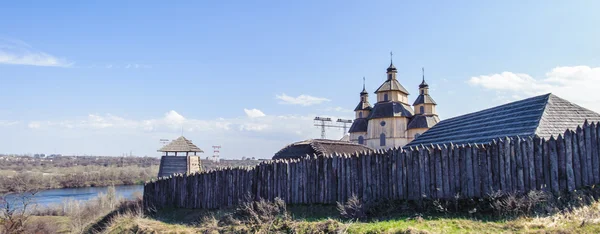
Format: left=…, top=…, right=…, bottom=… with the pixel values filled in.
left=4, top=184, right=144, bottom=208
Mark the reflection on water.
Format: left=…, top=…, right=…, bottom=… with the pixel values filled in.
left=5, top=184, right=144, bottom=207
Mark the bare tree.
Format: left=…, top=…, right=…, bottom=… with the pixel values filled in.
left=0, top=173, right=42, bottom=234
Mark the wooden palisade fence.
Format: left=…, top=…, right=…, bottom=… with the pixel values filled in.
left=144, top=121, right=600, bottom=210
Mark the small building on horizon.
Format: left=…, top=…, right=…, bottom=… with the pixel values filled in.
left=157, top=136, right=203, bottom=177
left=405, top=93, right=600, bottom=147
left=272, top=139, right=372, bottom=160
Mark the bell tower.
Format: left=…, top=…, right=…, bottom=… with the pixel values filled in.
left=349, top=77, right=371, bottom=145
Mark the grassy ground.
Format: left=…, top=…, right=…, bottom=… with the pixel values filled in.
left=27, top=215, right=72, bottom=233
left=101, top=201, right=600, bottom=233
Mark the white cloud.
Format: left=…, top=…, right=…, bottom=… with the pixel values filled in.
left=10, top=109, right=355, bottom=158
left=244, top=108, right=266, bottom=118
left=320, top=106, right=353, bottom=113
left=468, top=66, right=600, bottom=111
left=276, top=93, right=330, bottom=106
left=0, top=120, right=20, bottom=127
left=28, top=121, right=41, bottom=129
left=0, top=38, right=72, bottom=67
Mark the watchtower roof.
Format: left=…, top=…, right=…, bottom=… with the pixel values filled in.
left=158, top=136, right=204, bottom=152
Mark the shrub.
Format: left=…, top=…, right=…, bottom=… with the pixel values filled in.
left=489, top=190, right=548, bottom=217
left=337, top=194, right=366, bottom=220
left=224, top=197, right=288, bottom=226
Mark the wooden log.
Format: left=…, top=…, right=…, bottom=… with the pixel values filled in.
left=490, top=140, right=500, bottom=192
left=414, top=147, right=423, bottom=200
left=472, top=144, right=481, bottom=197
left=361, top=152, right=368, bottom=201
left=391, top=149, right=397, bottom=200
left=510, top=138, right=517, bottom=192
left=389, top=149, right=396, bottom=200
left=442, top=145, right=451, bottom=199
left=397, top=149, right=404, bottom=200
left=578, top=126, right=589, bottom=186
left=526, top=137, right=535, bottom=191
left=534, top=136, right=544, bottom=190
left=419, top=147, right=429, bottom=199
left=404, top=148, right=412, bottom=200
left=557, top=135, right=567, bottom=192
left=382, top=152, right=389, bottom=199
left=498, top=139, right=507, bottom=191
left=515, top=137, right=524, bottom=192
left=592, top=122, right=600, bottom=185
left=572, top=129, right=581, bottom=188
left=481, top=144, right=491, bottom=195
left=591, top=122, right=600, bottom=184
left=466, top=144, right=475, bottom=197
left=455, top=145, right=463, bottom=197
left=447, top=143, right=455, bottom=197
left=434, top=145, right=443, bottom=199
left=549, top=137, right=560, bottom=194
left=521, top=138, right=529, bottom=191
left=504, top=137, right=513, bottom=192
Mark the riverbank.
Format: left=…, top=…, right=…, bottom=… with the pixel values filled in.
left=0, top=165, right=158, bottom=194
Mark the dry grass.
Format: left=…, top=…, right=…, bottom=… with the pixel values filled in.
left=100, top=196, right=600, bottom=234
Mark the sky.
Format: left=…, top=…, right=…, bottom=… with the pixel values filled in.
left=1, top=1, right=600, bottom=158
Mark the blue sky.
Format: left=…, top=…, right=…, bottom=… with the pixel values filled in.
left=1, top=1, right=600, bottom=158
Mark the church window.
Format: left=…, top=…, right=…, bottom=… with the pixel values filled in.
left=421, top=90, right=424, bottom=95
left=380, top=121, right=386, bottom=126
left=380, top=133, right=386, bottom=146
left=420, top=106, right=424, bottom=114
left=358, top=136, right=364, bottom=145
left=388, top=74, right=392, bottom=80
left=384, top=93, right=388, bottom=101
left=359, top=112, right=363, bottom=118
left=415, top=133, right=421, bottom=139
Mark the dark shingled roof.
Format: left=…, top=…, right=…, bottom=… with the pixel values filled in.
left=349, top=118, right=368, bottom=133
left=406, top=93, right=600, bottom=147
left=374, top=78, right=410, bottom=95
left=354, top=101, right=372, bottom=111
left=272, top=139, right=372, bottom=160
left=368, top=102, right=414, bottom=119
left=158, top=136, right=204, bottom=152
left=407, top=115, right=440, bottom=129
left=413, top=94, right=437, bottom=105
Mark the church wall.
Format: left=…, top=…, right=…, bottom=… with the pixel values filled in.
left=366, top=117, right=410, bottom=149
left=355, top=110, right=370, bottom=119
left=377, top=91, right=408, bottom=104
left=413, top=104, right=435, bottom=114
left=349, top=132, right=367, bottom=145
left=407, top=128, right=429, bottom=143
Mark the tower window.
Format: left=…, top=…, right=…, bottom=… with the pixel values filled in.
left=415, top=133, right=421, bottom=139
left=388, top=74, right=392, bottom=80
left=380, top=121, right=386, bottom=126
left=380, top=133, right=386, bottom=146
left=358, top=136, right=364, bottom=145
left=420, top=106, right=424, bottom=114
left=359, top=112, right=363, bottom=118
left=420, top=90, right=424, bottom=95
left=384, top=93, right=389, bottom=101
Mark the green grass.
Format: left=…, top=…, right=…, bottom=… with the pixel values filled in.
left=97, top=202, right=600, bottom=234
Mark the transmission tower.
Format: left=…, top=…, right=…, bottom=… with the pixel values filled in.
left=313, top=117, right=353, bottom=139
left=212, top=146, right=221, bottom=162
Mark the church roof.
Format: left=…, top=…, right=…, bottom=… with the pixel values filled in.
left=354, top=101, right=372, bottom=111
left=374, top=78, right=410, bottom=95
left=348, top=118, right=368, bottom=133
left=368, top=102, right=414, bottom=119
left=272, top=139, right=371, bottom=160
left=413, top=94, right=437, bottom=105
left=407, top=115, right=440, bottom=129
left=158, top=136, right=204, bottom=152
left=406, top=93, right=600, bottom=147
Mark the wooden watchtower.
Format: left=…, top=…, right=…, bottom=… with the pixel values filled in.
left=157, top=136, right=203, bottom=177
